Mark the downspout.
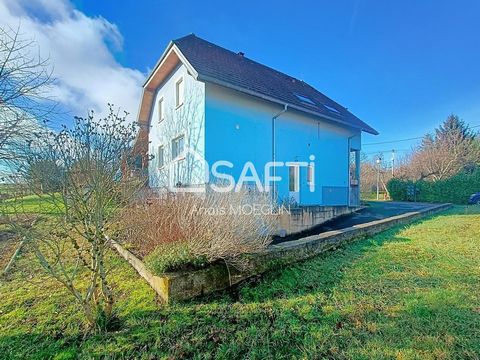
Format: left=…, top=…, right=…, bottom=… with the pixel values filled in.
left=272, top=104, right=289, bottom=202
left=347, top=134, right=356, bottom=207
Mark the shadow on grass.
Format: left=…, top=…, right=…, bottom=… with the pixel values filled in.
left=193, top=205, right=477, bottom=305
left=1, top=205, right=478, bottom=359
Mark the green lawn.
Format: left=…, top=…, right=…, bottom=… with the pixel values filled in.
left=1, top=194, right=64, bottom=216
left=1, top=206, right=479, bottom=359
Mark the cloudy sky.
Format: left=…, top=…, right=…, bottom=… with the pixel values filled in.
left=0, top=0, right=144, bottom=120
left=1, top=0, right=480, bottom=156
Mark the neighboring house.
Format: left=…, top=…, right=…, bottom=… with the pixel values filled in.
left=136, top=34, right=377, bottom=207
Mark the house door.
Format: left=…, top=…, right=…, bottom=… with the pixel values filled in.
left=349, top=150, right=360, bottom=206
left=288, top=165, right=300, bottom=204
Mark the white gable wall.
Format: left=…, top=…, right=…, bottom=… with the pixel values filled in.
left=148, top=63, right=206, bottom=188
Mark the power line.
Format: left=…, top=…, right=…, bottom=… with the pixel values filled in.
left=364, top=123, right=480, bottom=146
left=363, top=136, right=423, bottom=146
left=363, top=149, right=410, bottom=155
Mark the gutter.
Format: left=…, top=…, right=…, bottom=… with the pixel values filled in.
left=347, top=134, right=356, bottom=207
left=198, top=74, right=378, bottom=135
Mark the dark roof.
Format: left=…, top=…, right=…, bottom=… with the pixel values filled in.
left=172, top=34, right=377, bottom=135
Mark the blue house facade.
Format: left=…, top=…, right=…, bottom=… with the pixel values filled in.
left=136, top=35, right=377, bottom=207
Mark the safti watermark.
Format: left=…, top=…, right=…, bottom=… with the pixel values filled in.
left=161, top=146, right=317, bottom=194
left=190, top=203, right=291, bottom=216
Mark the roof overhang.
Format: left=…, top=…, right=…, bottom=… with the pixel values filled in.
left=198, top=74, right=379, bottom=135
left=137, top=43, right=198, bottom=127
left=137, top=42, right=378, bottom=136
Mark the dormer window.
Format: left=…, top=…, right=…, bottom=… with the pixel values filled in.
left=323, top=104, right=341, bottom=114
left=175, top=77, right=184, bottom=108
left=294, top=93, right=316, bottom=106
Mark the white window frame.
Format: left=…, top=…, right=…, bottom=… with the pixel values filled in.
left=175, top=77, right=184, bottom=108
left=307, top=164, right=314, bottom=186
left=158, top=97, right=164, bottom=123
left=288, top=165, right=300, bottom=192
left=157, top=145, right=165, bottom=169
left=171, top=135, right=185, bottom=160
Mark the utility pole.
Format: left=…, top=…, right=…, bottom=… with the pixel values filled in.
left=376, top=156, right=381, bottom=200
left=391, top=149, right=395, bottom=177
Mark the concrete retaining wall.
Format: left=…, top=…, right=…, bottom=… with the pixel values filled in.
left=112, top=203, right=452, bottom=303
left=277, top=205, right=359, bottom=236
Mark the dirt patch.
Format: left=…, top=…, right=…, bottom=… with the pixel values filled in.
left=0, top=230, right=19, bottom=270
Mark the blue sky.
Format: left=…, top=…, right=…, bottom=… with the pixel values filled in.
left=72, top=0, right=480, bottom=157
left=4, top=0, right=480, bottom=158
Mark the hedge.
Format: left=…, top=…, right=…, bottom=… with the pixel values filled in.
left=387, top=170, right=480, bottom=204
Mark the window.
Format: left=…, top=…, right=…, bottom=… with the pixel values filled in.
left=157, top=145, right=164, bottom=168
left=307, top=165, right=314, bottom=185
left=294, top=93, right=316, bottom=106
left=289, top=165, right=299, bottom=192
left=158, top=97, right=164, bottom=122
left=175, top=77, right=184, bottom=107
left=323, top=104, right=341, bottom=114
left=171, top=135, right=185, bottom=159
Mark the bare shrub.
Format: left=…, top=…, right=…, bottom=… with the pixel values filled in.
left=119, top=189, right=278, bottom=273
left=4, top=106, right=143, bottom=331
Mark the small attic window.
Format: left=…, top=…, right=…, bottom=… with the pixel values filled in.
left=323, top=104, right=341, bottom=114
left=294, top=93, right=316, bottom=106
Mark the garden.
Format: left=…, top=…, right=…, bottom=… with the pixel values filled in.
left=1, top=205, right=479, bottom=359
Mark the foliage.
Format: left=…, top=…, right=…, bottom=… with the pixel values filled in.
left=405, top=114, right=479, bottom=181
left=1, top=206, right=479, bottom=358
left=145, top=243, right=208, bottom=274
left=361, top=114, right=480, bottom=197
left=119, top=189, right=277, bottom=274
left=387, top=169, right=480, bottom=203
left=2, top=106, right=143, bottom=331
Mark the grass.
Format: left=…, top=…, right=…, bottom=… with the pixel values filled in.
left=1, top=194, right=64, bottom=216
left=1, top=206, right=479, bottom=359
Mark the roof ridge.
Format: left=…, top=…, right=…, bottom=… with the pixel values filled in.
left=174, top=34, right=313, bottom=89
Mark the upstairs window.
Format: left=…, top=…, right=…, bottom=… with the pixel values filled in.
left=171, top=135, right=185, bottom=159
left=157, top=145, right=164, bottom=169
left=158, top=97, right=164, bottom=122
left=175, top=77, right=184, bottom=107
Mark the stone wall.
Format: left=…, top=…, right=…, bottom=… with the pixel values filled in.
left=112, top=203, right=452, bottom=303
left=277, top=205, right=359, bottom=236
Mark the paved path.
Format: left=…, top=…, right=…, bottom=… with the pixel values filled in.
left=273, top=201, right=438, bottom=244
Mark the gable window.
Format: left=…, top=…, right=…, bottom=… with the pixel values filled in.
left=157, top=145, right=164, bottom=169
left=175, top=77, right=184, bottom=107
left=158, top=97, right=164, bottom=122
left=171, top=135, right=185, bottom=159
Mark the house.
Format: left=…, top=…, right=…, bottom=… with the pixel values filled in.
left=136, top=34, right=377, bottom=208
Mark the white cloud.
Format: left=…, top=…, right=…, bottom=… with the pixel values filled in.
left=0, top=0, right=144, bottom=120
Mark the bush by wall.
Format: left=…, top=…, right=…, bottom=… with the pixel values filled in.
left=387, top=170, right=480, bottom=204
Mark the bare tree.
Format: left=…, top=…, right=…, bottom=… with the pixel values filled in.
left=0, top=25, right=56, bottom=162
left=4, top=106, right=144, bottom=331
left=407, top=115, right=480, bottom=181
